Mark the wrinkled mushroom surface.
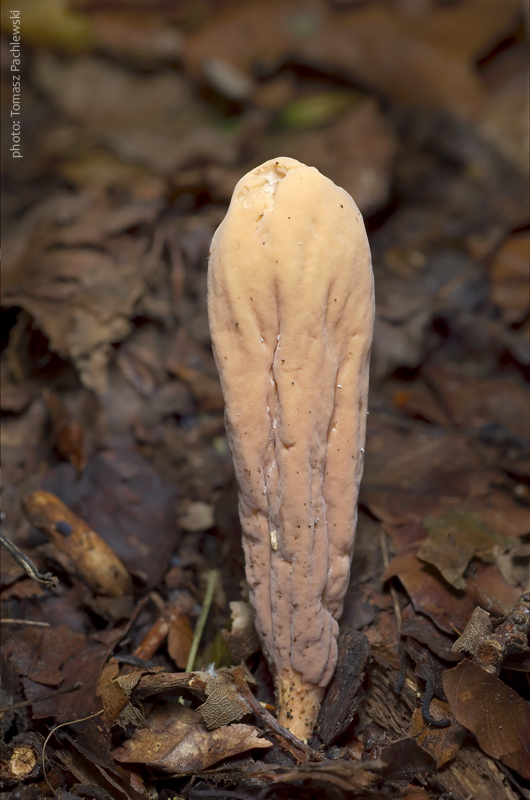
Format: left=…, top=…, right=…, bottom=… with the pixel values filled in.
left=208, top=157, right=374, bottom=739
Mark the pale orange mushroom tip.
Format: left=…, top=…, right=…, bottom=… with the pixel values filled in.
left=208, top=157, right=374, bottom=740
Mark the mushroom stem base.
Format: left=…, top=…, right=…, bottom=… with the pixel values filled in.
left=277, top=669, right=324, bottom=742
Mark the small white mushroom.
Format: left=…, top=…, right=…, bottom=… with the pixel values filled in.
left=208, top=157, right=374, bottom=740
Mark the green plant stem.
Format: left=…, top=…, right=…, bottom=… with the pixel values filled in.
left=186, top=569, right=218, bottom=673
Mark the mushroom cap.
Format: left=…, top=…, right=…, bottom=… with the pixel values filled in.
left=208, top=157, right=374, bottom=733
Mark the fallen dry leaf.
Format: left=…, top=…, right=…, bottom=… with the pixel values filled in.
left=262, top=99, right=396, bottom=215
left=417, top=510, right=508, bottom=591
left=2, top=190, right=162, bottom=394
left=112, top=702, right=271, bottom=772
left=489, top=233, right=530, bottom=322
left=32, top=52, right=237, bottom=174
left=400, top=604, right=463, bottom=663
left=4, top=624, right=85, bottom=688
left=190, top=670, right=251, bottom=730
left=425, top=364, right=529, bottom=441
left=382, top=548, right=478, bottom=635
left=167, top=614, right=194, bottom=670
left=443, top=659, right=530, bottom=778
left=466, top=560, right=522, bottom=613
left=391, top=380, right=452, bottom=427
left=408, top=698, right=465, bottom=768
left=377, top=736, right=437, bottom=780
left=363, top=422, right=487, bottom=502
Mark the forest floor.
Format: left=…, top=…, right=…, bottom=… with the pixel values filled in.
left=1, top=1, right=529, bottom=799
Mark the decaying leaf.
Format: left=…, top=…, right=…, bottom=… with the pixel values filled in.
left=118, top=665, right=253, bottom=731
left=97, top=660, right=156, bottom=729
left=4, top=624, right=86, bottom=688
left=167, top=613, right=194, bottom=670
left=452, top=607, right=492, bottom=656
left=112, top=703, right=271, bottom=772
left=444, top=659, right=530, bottom=779
left=190, top=670, right=251, bottom=730
left=418, top=511, right=507, bottom=590
left=408, top=698, right=465, bottom=768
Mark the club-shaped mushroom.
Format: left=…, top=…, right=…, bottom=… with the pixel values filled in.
left=208, top=157, right=374, bottom=740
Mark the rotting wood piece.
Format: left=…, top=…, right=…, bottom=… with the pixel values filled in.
left=314, top=628, right=371, bottom=748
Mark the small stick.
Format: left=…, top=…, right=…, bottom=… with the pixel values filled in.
left=0, top=682, right=82, bottom=714
left=42, top=709, right=103, bottom=793
left=133, top=591, right=195, bottom=662
left=380, top=528, right=402, bottom=631
left=0, top=531, right=58, bottom=588
left=1, top=619, right=50, bottom=627
left=186, top=569, right=218, bottom=673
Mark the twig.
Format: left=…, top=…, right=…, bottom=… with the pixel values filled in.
left=0, top=530, right=58, bottom=588
left=379, top=528, right=402, bottom=631
left=133, top=590, right=195, bottom=662
left=1, top=618, right=50, bottom=627
left=231, top=666, right=323, bottom=763
left=0, top=682, right=82, bottom=714
left=186, top=569, right=218, bottom=672
left=42, top=709, right=103, bottom=792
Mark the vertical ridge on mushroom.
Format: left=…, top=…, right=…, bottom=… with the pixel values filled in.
left=208, top=157, right=374, bottom=740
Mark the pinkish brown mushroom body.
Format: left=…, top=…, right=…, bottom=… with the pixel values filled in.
left=208, top=157, right=374, bottom=740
